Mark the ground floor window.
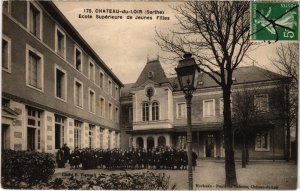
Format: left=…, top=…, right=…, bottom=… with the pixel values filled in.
left=176, top=136, right=186, bottom=149
left=99, top=128, right=104, bottom=149
left=27, top=106, right=42, bottom=151
left=255, top=131, right=270, bottom=151
left=89, top=124, right=94, bottom=148
left=55, top=114, right=66, bottom=149
left=74, top=120, right=82, bottom=148
left=108, top=130, right=112, bottom=149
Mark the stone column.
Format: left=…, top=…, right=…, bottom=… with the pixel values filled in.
left=143, top=136, right=147, bottom=149
left=10, top=101, right=26, bottom=151
left=43, top=111, right=55, bottom=153
left=66, top=118, right=74, bottom=150
left=154, top=136, right=158, bottom=148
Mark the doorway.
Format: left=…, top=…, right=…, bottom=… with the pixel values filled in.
left=2, top=124, right=9, bottom=150
left=27, top=127, right=35, bottom=151
left=147, top=137, right=154, bottom=150
left=205, top=134, right=215, bottom=157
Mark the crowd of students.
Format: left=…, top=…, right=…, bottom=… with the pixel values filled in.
left=56, top=146, right=198, bottom=170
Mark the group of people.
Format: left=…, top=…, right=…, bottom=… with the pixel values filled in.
left=57, top=146, right=198, bottom=170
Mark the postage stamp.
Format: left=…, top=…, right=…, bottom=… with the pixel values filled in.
left=251, top=2, right=299, bottom=41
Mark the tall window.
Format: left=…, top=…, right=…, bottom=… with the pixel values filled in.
left=115, top=86, right=119, bottom=99
left=74, top=79, right=83, bottom=108
left=28, top=2, right=42, bottom=38
left=55, top=66, right=66, bottom=100
left=115, top=107, right=119, bottom=123
left=89, top=124, right=94, bottom=148
left=75, top=47, right=82, bottom=71
left=74, top=120, right=82, bottom=148
left=99, top=128, right=104, bottom=149
left=27, top=107, right=42, bottom=151
left=142, top=103, right=149, bottom=121
left=55, top=26, right=66, bottom=58
left=108, top=130, right=112, bottom=149
left=108, top=103, right=113, bottom=120
left=254, top=94, right=269, bottom=112
left=89, top=89, right=95, bottom=113
left=89, top=61, right=95, bottom=82
left=108, top=80, right=112, bottom=95
left=152, top=102, right=159, bottom=121
left=177, top=103, right=186, bottom=118
left=255, top=131, right=269, bottom=151
left=203, top=99, right=215, bottom=117
left=55, top=114, right=65, bottom=149
left=128, top=106, right=133, bottom=122
left=2, top=36, right=11, bottom=73
left=99, top=97, right=105, bottom=117
left=100, top=72, right=104, bottom=88
left=26, top=46, right=43, bottom=91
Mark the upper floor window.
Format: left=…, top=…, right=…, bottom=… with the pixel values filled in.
left=99, top=71, right=104, bottom=88
left=115, top=107, right=119, bottom=123
left=108, top=102, right=113, bottom=120
left=89, top=60, right=95, bottom=82
left=254, top=94, right=269, bottom=112
left=203, top=99, right=215, bottom=117
left=152, top=102, right=159, bottom=121
left=3, top=1, right=11, bottom=14
left=128, top=106, right=133, bottom=122
left=55, top=65, right=67, bottom=101
left=74, top=79, right=83, bottom=108
left=28, top=2, right=42, bottom=39
left=89, top=89, right=95, bottom=113
left=99, top=97, right=105, bottom=118
left=142, top=102, right=149, bottom=121
left=115, top=86, right=119, bottom=99
left=177, top=102, right=186, bottom=118
left=2, top=35, right=11, bottom=73
left=74, top=46, right=82, bottom=71
left=255, top=131, right=270, bottom=151
left=108, top=80, right=112, bottom=95
left=26, top=45, right=44, bottom=91
left=55, top=26, right=66, bottom=58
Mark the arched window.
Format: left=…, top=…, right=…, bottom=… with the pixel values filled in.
left=142, top=102, right=149, bottom=121
left=152, top=101, right=159, bottom=121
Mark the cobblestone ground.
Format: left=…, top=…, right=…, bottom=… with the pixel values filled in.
left=54, top=160, right=297, bottom=190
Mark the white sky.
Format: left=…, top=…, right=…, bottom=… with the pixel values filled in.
left=54, top=1, right=282, bottom=84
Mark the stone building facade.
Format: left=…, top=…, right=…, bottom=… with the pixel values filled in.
left=1, top=1, right=123, bottom=153
left=120, top=59, right=288, bottom=160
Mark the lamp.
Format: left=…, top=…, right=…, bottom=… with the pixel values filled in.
left=175, top=52, right=200, bottom=190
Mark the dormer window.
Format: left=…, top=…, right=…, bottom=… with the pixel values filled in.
left=148, top=71, right=154, bottom=79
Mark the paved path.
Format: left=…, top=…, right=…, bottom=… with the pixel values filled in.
left=54, top=160, right=297, bottom=190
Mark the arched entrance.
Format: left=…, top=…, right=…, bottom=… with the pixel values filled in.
left=147, top=137, right=154, bottom=150
left=158, top=136, right=166, bottom=147
left=136, top=137, right=144, bottom=148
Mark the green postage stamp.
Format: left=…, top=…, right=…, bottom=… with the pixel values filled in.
left=251, top=2, right=299, bottom=41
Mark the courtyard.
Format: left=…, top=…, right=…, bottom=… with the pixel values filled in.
left=54, top=159, right=297, bottom=190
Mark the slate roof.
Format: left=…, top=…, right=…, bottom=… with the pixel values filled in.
left=132, top=60, right=170, bottom=88
left=121, top=63, right=285, bottom=96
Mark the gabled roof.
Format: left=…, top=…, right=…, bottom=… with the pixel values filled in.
left=132, top=59, right=170, bottom=88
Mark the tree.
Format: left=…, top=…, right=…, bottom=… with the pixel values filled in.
left=272, top=43, right=298, bottom=162
left=232, top=88, right=258, bottom=168
left=156, top=1, right=252, bottom=186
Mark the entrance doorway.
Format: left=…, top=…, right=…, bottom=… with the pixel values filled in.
left=158, top=136, right=166, bottom=147
left=2, top=124, right=9, bottom=150
left=205, top=134, right=215, bottom=157
left=147, top=137, right=154, bottom=150
left=136, top=137, right=144, bottom=148
left=27, top=127, right=35, bottom=151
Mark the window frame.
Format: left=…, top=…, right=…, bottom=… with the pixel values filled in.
left=254, top=94, right=269, bottom=113
left=74, top=120, right=82, bottom=149
left=108, top=79, right=112, bottom=95
left=88, top=59, right=95, bottom=82
left=54, top=64, right=67, bottom=102
left=255, top=131, right=270, bottom=151
left=203, top=99, right=215, bottom=117
left=99, top=70, right=104, bottom=88
left=2, top=35, right=11, bottom=73
left=88, top=88, right=96, bottom=114
left=74, top=78, right=83, bottom=109
left=27, top=1, right=43, bottom=40
left=26, top=44, right=44, bottom=92
left=99, top=96, right=105, bottom=118
left=74, top=45, right=83, bottom=72
left=176, top=102, right=187, bottom=119
left=115, top=107, right=119, bottom=123
left=55, top=25, right=66, bottom=59
left=142, top=102, right=149, bottom=121
left=151, top=101, right=160, bottom=121
left=108, top=101, right=113, bottom=120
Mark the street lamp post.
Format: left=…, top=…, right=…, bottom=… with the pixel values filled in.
left=175, top=53, right=200, bottom=190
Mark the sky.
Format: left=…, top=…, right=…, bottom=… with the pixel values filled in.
left=54, top=1, right=283, bottom=84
